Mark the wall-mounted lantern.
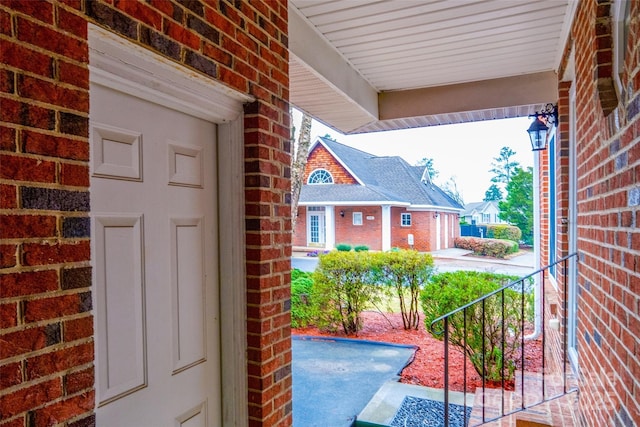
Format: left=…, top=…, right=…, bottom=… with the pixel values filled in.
left=526, top=103, right=558, bottom=151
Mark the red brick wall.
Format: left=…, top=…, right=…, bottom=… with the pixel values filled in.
left=0, top=1, right=291, bottom=426
left=560, top=1, right=640, bottom=425
left=391, top=208, right=428, bottom=251
left=539, top=145, right=550, bottom=268
left=292, top=206, right=307, bottom=247
left=335, top=206, right=382, bottom=250
left=303, top=144, right=358, bottom=184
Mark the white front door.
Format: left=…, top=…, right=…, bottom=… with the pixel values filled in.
left=91, top=84, right=220, bottom=426
left=308, top=210, right=326, bottom=246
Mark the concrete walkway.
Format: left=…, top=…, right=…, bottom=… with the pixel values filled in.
left=430, top=248, right=534, bottom=267
left=428, top=248, right=535, bottom=277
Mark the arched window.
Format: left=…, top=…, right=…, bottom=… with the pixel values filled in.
left=307, top=169, right=333, bottom=184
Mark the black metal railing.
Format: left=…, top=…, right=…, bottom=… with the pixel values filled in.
left=430, top=253, right=578, bottom=427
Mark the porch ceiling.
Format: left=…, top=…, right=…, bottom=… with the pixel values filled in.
left=289, top=0, right=577, bottom=134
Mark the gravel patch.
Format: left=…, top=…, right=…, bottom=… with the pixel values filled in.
left=390, top=396, right=472, bottom=427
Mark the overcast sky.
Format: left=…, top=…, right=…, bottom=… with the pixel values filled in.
left=292, top=108, right=535, bottom=204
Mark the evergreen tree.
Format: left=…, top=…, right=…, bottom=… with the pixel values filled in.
left=483, top=184, right=503, bottom=201
left=498, top=167, right=533, bottom=245
left=489, top=146, right=520, bottom=188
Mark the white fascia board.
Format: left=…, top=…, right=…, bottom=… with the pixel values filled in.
left=407, top=206, right=464, bottom=212
left=288, top=6, right=378, bottom=118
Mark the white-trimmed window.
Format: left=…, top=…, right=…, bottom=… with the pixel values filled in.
left=401, top=213, right=411, bottom=227
left=613, top=0, right=631, bottom=98
left=307, top=169, right=333, bottom=184
left=482, top=213, right=491, bottom=223
left=353, top=212, right=363, bottom=225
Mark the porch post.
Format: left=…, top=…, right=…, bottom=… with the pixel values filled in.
left=325, top=206, right=336, bottom=250
left=382, top=206, right=391, bottom=251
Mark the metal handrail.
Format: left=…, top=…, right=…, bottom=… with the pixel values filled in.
left=429, top=252, right=578, bottom=427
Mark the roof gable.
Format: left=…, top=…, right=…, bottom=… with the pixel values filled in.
left=304, top=139, right=362, bottom=185
left=301, top=137, right=464, bottom=210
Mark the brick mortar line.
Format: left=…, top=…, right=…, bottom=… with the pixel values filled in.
left=0, top=93, right=89, bottom=117
left=0, top=65, right=90, bottom=93
left=0, top=156, right=92, bottom=168
left=0, top=4, right=88, bottom=40
left=0, top=287, right=92, bottom=306
left=0, top=123, right=89, bottom=143
left=0, top=340, right=94, bottom=376
left=0, top=35, right=89, bottom=67
left=0, top=182, right=91, bottom=192
left=574, top=245, right=638, bottom=273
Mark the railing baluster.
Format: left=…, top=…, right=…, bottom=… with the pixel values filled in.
left=542, top=271, right=546, bottom=403
left=444, top=316, right=449, bottom=427
left=463, top=307, right=467, bottom=427
left=521, top=278, right=525, bottom=410
left=428, top=253, right=579, bottom=426
left=563, top=257, right=568, bottom=395
left=482, top=298, right=486, bottom=423
left=501, top=288, right=505, bottom=417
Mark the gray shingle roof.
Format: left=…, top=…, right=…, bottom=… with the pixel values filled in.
left=300, top=137, right=464, bottom=210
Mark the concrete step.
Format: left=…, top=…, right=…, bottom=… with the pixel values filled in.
left=356, top=381, right=474, bottom=426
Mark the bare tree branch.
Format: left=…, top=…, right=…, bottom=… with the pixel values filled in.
left=291, top=113, right=313, bottom=233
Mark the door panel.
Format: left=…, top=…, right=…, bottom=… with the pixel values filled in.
left=91, top=84, right=220, bottom=426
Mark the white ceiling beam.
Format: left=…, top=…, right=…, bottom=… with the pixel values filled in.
left=288, top=4, right=378, bottom=120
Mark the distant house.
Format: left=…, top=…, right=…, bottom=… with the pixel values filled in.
left=293, top=137, right=464, bottom=252
left=462, top=201, right=507, bottom=225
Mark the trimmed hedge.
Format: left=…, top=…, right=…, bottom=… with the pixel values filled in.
left=486, top=224, right=522, bottom=242
left=454, top=236, right=518, bottom=258
left=336, top=243, right=352, bottom=251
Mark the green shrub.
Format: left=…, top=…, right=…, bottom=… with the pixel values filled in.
left=421, top=271, right=533, bottom=382
left=486, top=224, right=522, bottom=242
left=336, top=243, right=352, bottom=252
left=376, top=250, right=434, bottom=330
left=454, top=236, right=517, bottom=258
left=354, top=245, right=369, bottom=252
left=312, top=251, right=380, bottom=334
left=291, top=270, right=316, bottom=328
left=292, top=268, right=308, bottom=282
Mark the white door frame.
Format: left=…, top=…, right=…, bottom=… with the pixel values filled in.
left=89, top=24, right=252, bottom=427
left=307, top=207, right=326, bottom=247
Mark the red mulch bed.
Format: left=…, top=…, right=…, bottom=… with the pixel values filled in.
left=292, top=311, right=543, bottom=393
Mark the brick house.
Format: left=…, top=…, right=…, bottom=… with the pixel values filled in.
left=293, top=137, right=463, bottom=252
left=0, top=2, right=638, bottom=427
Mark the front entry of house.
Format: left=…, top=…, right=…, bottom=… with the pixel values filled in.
left=307, top=207, right=326, bottom=246
left=90, top=83, right=221, bottom=426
